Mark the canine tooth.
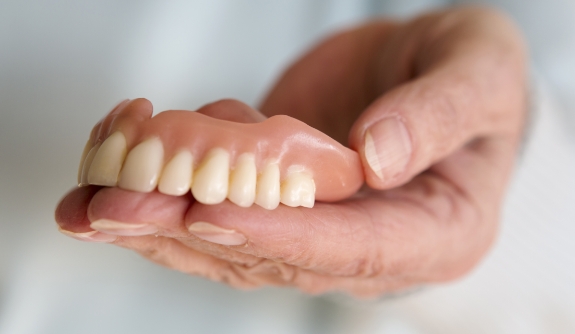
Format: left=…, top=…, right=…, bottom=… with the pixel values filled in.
left=227, top=153, right=256, bottom=207
left=158, top=150, right=193, bottom=196
left=77, top=139, right=92, bottom=186
left=80, top=142, right=101, bottom=186
left=280, top=172, right=316, bottom=208
left=191, top=148, right=230, bottom=204
left=87, top=132, right=127, bottom=186
left=118, top=137, right=164, bottom=192
left=255, top=162, right=280, bottom=210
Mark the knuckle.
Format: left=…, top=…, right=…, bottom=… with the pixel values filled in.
left=216, top=264, right=247, bottom=287
left=413, top=81, right=463, bottom=149
left=246, top=260, right=297, bottom=283
left=136, top=237, right=173, bottom=266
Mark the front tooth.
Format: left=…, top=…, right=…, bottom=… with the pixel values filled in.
left=191, top=148, right=230, bottom=204
left=87, top=132, right=127, bottom=187
left=158, top=150, right=193, bottom=196
left=80, top=142, right=101, bottom=186
left=255, top=162, right=280, bottom=210
left=280, top=172, right=316, bottom=208
left=227, top=153, right=256, bottom=207
left=77, top=139, right=92, bottom=186
left=118, top=137, right=164, bottom=192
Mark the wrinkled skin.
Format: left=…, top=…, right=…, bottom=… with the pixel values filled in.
left=56, top=7, right=527, bottom=298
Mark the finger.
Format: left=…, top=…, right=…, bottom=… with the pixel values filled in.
left=87, top=187, right=263, bottom=266
left=186, top=198, right=403, bottom=277
left=83, top=185, right=424, bottom=294
left=111, top=227, right=304, bottom=289
left=55, top=186, right=117, bottom=242
left=87, top=190, right=308, bottom=285
left=87, top=187, right=192, bottom=237
left=184, top=182, right=479, bottom=284
left=78, top=186, right=388, bottom=293
left=289, top=268, right=419, bottom=298
left=348, top=8, right=527, bottom=189
left=117, top=232, right=418, bottom=297
left=115, top=235, right=260, bottom=289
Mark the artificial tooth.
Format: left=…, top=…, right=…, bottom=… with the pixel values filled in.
left=87, top=132, right=127, bottom=187
left=118, top=137, right=164, bottom=192
left=227, top=153, right=256, bottom=207
left=191, top=148, right=230, bottom=204
left=280, top=172, right=316, bottom=208
left=158, top=150, right=193, bottom=196
left=80, top=142, right=101, bottom=186
left=77, top=139, right=92, bottom=186
left=255, top=162, right=280, bottom=210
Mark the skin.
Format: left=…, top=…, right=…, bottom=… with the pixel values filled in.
left=55, top=6, right=528, bottom=298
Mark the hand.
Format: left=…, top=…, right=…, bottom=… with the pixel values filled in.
left=56, top=6, right=527, bottom=297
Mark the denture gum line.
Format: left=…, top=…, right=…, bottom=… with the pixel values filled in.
left=78, top=132, right=315, bottom=210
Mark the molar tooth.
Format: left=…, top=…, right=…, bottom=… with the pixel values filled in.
left=227, top=153, right=256, bottom=207
left=77, top=139, right=92, bottom=186
left=118, top=137, right=164, bottom=192
left=80, top=142, right=101, bottom=186
left=191, top=148, right=230, bottom=204
left=255, top=162, right=280, bottom=210
left=158, top=150, right=193, bottom=196
left=87, top=132, right=127, bottom=187
left=280, top=172, right=316, bottom=208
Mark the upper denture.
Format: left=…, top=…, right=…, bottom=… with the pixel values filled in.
left=79, top=100, right=364, bottom=209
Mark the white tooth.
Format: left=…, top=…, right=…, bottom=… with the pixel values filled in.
left=87, top=132, right=127, bottom=187
left=227, top=153, right=256, bottom=207
left=158, top=150, right=193, bottom=196
left=191, top=148, right=230, bottom=204
left=118, top=137, right=164, bottom=192
left=80, top=142, right=101, bottom=186
left=280, top=172, right=316, bottom=208
left=77, top=139, right=92, bottom=186
left=255, top=162, right=280, bottom=210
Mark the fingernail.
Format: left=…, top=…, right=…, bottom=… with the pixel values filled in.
left=364, top=117, right=412, bottom=181
left=90, top=219, right=158, bottom=236
left=187, top=222, right=246, bottom=246
left=58, top=226, right=118, bottom=243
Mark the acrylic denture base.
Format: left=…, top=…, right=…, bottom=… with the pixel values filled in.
left=78, top=101, right=363, bottom=210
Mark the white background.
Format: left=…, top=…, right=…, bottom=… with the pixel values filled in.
left=0, top=1, right=574, bottom=333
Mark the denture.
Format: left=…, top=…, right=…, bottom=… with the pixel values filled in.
left=77, top=99, right=364, bottom=209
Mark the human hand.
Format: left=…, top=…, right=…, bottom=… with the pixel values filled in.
left=56, top=6, right=527, bottom=297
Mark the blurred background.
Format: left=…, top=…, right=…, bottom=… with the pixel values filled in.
left=1, top=0, right=574, bottom=333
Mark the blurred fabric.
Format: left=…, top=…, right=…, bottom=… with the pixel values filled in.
left=0, top=1, right=574, bottom=333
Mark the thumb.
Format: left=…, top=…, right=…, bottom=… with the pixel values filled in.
left=348, top=9, right=526, bottom=189
left=349, top=63, right=524, bottom=189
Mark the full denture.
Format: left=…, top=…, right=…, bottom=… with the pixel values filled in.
left=77, top=99, right=364, bottom=210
